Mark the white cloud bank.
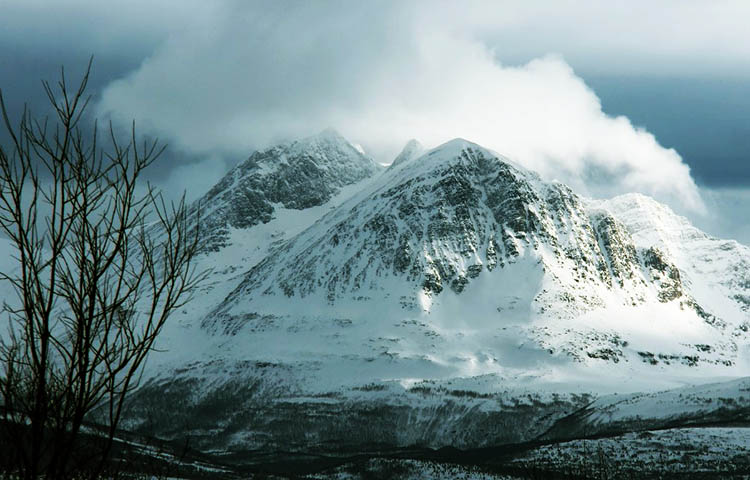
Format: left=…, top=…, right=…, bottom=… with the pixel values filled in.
left=96, top=1, right=709, bottom=211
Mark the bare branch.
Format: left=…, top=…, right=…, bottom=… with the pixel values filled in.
left=0, top=59, right=204, bottom=479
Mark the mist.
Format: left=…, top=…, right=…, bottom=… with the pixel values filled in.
left=96, top=1, right=709, bottom=212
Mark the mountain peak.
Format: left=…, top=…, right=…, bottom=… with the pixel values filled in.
left=389, top=139, right=424, bottom=169
left=289, top=128, right=373, bottom=160
left=308, top=127, right=349, bottom=144
left=190, top=129, right=381, bottom=252
left=425, top=138, right=498, bottom=162
left=142, top=133, right=750, bottom=460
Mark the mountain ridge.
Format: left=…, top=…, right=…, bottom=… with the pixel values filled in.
left=190, top=128, right=382, bottom=251
left=131, top=132, right=750, bottom=456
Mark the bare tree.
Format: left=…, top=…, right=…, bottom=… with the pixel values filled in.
left=0, top=60, right=206, bottom=479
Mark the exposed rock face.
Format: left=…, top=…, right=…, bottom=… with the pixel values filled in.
left=189, top=138, right=750, bottom=376
left=130, top=134, right=750, bottom=459
left=643, top=246, right=683, bottom=302
left=213, top=140, right=701, bottom=319
left=191, top=128, right=382, bottom=251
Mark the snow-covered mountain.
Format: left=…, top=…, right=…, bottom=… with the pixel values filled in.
left=191, top=128, right=382, bottom=252
left=199, top=137, right=748, bottom=374
left=388, top=138, right=424, bottom=169
left=127, top=132, right=750, bottom=456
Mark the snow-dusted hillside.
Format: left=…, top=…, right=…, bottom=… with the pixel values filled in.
left=186, top=137, right=748, bottom=389
left=388, top=138, right=424, bottom=170
left=597, top=193, right=750, bottom=325
left=61, top=132, right=750, bottom=457
left=190, top=128, right=382, bottom=252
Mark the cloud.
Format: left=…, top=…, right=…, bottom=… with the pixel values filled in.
left=94, top=1, right=712, bottom=211
left=155, top=154, right=228, bottom=204
left=456, top=0, right=750, bottom=77
left=0, top=0, right=209, bottom=57
left=695, top=188, right=750, bottom=245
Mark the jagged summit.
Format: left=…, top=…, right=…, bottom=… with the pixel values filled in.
left=316, top=126, right=347, bottom=140
left=410, top=138, right=531, bottom=177
left=216, top=139, right=544, bottom=309
left=208, top=137, right=748, bottom=372
left=215, top=138, right=643, bottom=310
left=132, top=131, right=750, bottom=456
left=164, top=132, right=748, bottom=375
left=191, top=128, right=382, bottom=251
left=597, top=192, right=750, bottom=318
left=598, top=192, right=708, bottom=246
left=294, top=127, right=356, bottom=151
left=389, top=138, right=424, bottom=169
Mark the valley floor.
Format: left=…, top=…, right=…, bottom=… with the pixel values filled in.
left=118, top=425, right=750, bottom=479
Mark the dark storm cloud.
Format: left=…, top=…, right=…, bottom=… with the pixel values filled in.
left=0, top=0, right=168, bottom=111
left=0, top=0, right=209, bottom=184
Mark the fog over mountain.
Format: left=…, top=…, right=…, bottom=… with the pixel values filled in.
left=1, top=1, right=749, bottom=244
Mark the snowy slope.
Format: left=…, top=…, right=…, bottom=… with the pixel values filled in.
left=597, top=193, right=750, bottom=328
left=191, top=138, right=748, bottom=390
left=388, top=139, right=424, bottom=169
left=118, top=135, right=750, bottom=454
left=189, top=128, right=383, bottom=252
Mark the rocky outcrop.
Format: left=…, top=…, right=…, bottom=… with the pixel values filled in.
left=214, top=140, right=711, bottom=319
left=132, top=134, right=750, bottom=461
left=190, top=128, right=382, bottom=251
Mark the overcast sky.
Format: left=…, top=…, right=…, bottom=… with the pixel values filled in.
left=1, top=0, right=748, bottom=241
